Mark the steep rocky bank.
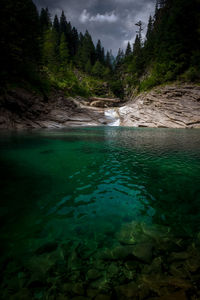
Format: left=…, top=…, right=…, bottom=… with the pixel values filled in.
left=117, top=84, right=200, bottom=128
left=0, top=88, right=111, bottom=129
left=0, top=83, right=200, bottom=129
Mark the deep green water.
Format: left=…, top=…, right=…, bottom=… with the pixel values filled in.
left=0, top=127, right=200, bottom=299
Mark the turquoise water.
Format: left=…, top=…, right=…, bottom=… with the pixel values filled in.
left=0, top=127, right=200, bottom=299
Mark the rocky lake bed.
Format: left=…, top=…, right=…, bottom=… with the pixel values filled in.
left=1, top=221, right=200, bottom=299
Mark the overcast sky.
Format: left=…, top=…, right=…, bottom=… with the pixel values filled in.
left=33, top=0, right=156, bottom=55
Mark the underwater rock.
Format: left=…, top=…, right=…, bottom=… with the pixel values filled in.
left=169, top=251, right=190, bottom=262
left=35, top=241, right=58, bottom=255
left=141, top=223, right=172, bottom=243
left=62, top=282, right=73, bottom=294
left=57, top=295, right=71, bottom=300
left=111, top=245, right=135, bottom=260
left=71, top=282, right=85, bottom=296
left=114, top=282, right=138, bottom=299
left=142, top=257, right=162, bottom=274
left=98, top=245, right=134, bottom=260
left=122, top=268, right=136, bottom=281
left=89, top=276, right=109, bottom=292
left=7, top=288, right=33, bottom=300
left=67, top=250, right=82, bottom=271
left=169, top=261, right=188, bottom=278
left=185, top=257, right=200, bottom=273
left=71, top=297, right=88, bottom=300
left=141, top=274, right=192, bottom=295
left=131, top=242, right=153, bottom=263
left=124, top=260, right=137, bottom=270
left=107, top=263, right=119, bottom=278
left=87, top=269, right=102, bottom=281
left=86, top=288, right=99, bottom=298
left=94, top=294, right=111, bottom=300
left=116, top=221, right=143, bottom=245
left=152, top=290, right=187, bottom=300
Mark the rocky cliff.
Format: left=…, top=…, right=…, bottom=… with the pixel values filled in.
left=117, top=84, right=200, bottom=128
left=0, top=83, right=200, bottom=129
left=0, top=88, right=110, bottom=129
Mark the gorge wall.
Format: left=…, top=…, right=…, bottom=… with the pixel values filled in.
left=0, top=84, right=200, bottom=129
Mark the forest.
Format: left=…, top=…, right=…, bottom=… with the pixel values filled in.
left=1, top=0, right=200, bottom=97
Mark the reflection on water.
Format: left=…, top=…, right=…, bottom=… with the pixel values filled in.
left=0, top=127, right=200, bottom=299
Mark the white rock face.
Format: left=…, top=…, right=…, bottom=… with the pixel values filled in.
left=116, top=84, right=200, bottom=128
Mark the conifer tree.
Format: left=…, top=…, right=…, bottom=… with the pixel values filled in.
left=1, top=0, right=41, bottom=81
left=40, top=8, right=51, bottom=32
left=60, top=11, right=68, bottom=35
left=125, top=42, right=132, bottom=57
left=71, top=27, right=79, bottom=56
left=53, top=15, right=60, bottom=33
left=101, top=47, right=105, bottom=64
left=78, top=30, right=96, bottom=70
left=59, top=33, right=69, bottom=72
left=92, top=61, right=104, bottom=78
left=42, top=28, right=59, bottom=72
left=96, top=40, right=102, bottom=62
left=106, top=51, right=111, bottom=69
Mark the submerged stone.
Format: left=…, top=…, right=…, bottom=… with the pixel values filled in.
left=116, top=221, right=143, bottom=245
left=86, top=288, right=99, bottom=298
left=169, top=251, right=190, bottom=262
left=153, top=290, right=187, bottom=300
left=87, top=269, right=102, bottom=281
left=35, top=242, right=58, bottom=255
left=131, top=242, right=153, bottom=263
left=142, top=256, right=162, bottom=274
left=94, top=294, right=111, bottom=300
left=90, top=276, right=109, bottom=292
left=107, top=263, right=119, bottom=277
left=114, top=282, right=138, bottom=299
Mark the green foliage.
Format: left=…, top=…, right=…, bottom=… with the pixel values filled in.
left=125, top=42, right=132, bottom=57
left=59, top=33, right=69, bottom=69
left=110, top=80, right=124, bottom=98
left=1, top=0, right=40, bottom=85
left=85, top=60, right=92, bottom=74
left=181, top=67, right=200, bottom=82
left=120, top=0, right=200, bottom=93
left=139, top=75, right=160, bottom=91
left=91, top=61, right=104, bottom=78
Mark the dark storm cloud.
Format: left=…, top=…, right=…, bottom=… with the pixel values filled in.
left=33, top=0, right=155, bottom=55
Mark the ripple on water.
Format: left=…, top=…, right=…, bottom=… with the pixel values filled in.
left=0, top=128, right=200, bottom=298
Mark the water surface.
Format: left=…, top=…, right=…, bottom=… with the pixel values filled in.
left=0, top=127, right=200, bottom=299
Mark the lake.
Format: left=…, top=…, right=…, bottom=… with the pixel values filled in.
left=0, top=127, right=200, bottom=299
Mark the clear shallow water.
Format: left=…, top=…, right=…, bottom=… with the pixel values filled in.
left=0, top=127, right=200, bottom=299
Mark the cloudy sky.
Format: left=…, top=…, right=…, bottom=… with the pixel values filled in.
left=33, top=0, right=155, bottom=55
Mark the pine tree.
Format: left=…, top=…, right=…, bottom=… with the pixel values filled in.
left=133, top=35, right=141, bottom=56
left=125, top=42, right=132, bottom=57
left=96, top=40, right=102, bottom=62
left=60, top=11, right=68, bottom=36
left=85, top=60, right=92, bottom=74
left=101, top=47, right=105, bottom=64
left=78, top=30, right=96, bottom=70
left=1, top=0, right=41, bottom=81
left=59, top=33, right=69, bottom=72
left=106, top=51, right=111, bottom=69
left=40, top=8, right=51, bottom=32
left=53, top=15, right=60, bottom=33
left=146, top=16, right=153, bottom=41
left=71, top=27, right=79, bottom=56
left=92, top=61, right=104, bottom=78
left=42, top=28, right=59, bottom=72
